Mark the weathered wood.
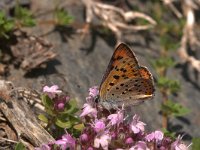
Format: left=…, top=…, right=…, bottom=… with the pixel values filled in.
left=0, top=80, right=54, bottom=149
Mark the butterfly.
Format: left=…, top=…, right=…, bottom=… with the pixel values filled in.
left=99, top=43, right=154, bottom=109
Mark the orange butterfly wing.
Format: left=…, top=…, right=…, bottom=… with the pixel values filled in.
left=99, top=43, right=154, bottom=107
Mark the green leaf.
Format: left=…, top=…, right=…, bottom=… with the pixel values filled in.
left=41, top=94, right=54, bottom=109
left=0, top=11, right=14, bottom=38
left=136, top=18, right=150, bottom=25
left=22, top=17, right=35, bottom=27
left=69, top=99, right=78, bottom=108
left=73, top=123, right=84, bottom=131
left=56, top=113, right=80, bottom=126
left=161, top=100, right=190, bottom=117
left=55, top=118, right=72, bottom=129
left=151, top=3, right=165, bottom=22
left=192, top=138, right=200, bottom=150
left=157, top=77, right=181, bottom=93
left=152, top=57, right=176, bottom=69
left=160, top=19, right=184, bottom=38
left=162, top=128, right=175, bottom=139
left=62, top=99, right=79, bottom=114
left=160, top=34, right=179, bottom=51
left=41, top=95, right=55, bottom=116
left=14, top=5, right=36, bottom=27
left=38, top=114, right=48, bottom=123
left=68, top=114, right=80, bottom=123
left=4, top=20, right=14, bottom=31
left=15, top=142, right=26, bottom=150
left=55, top=8, right=74, bottom=26
left=46, top=108, right=55, bottom=116
left=98, top=27, right=112, bottom=35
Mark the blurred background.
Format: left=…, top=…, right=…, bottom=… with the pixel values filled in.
left=0, top=0, right=200, bottom=144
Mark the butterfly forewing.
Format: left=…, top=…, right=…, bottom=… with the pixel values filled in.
left=100, top=43, right=139, bottom=86
left=99, top=43, right=154, bottom=108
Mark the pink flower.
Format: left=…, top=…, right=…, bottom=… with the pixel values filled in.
left=84, top=86, right=99, bottom=107
left=107, top=110, right=124, bottom=126
left=145, top=132, right=154, bottom=142
left=55, top=133, right=75, bottom=150
left=130, top=115, right=146, bottom=134
left=171, top=135, right=190, bottom=150
left=35, top=144, right=51, bottom=150
left=94, top=133, right=111, bottom=150
left=110, top=131, right=117, bottom=138
left=43, top=85, right=62, bottom=98
left=93, top=120, right=106, bottom=133
left=125, top=137, right=133, bottom=144
left=80, top=133, right=88, bottom=142
left=85, top=95, right=96, bottom=107
left=173, top=144, right=189, bottom=150
left=145, top=130, right=164, bottom=142
left=89, top=86, right=99, bottom=98
left=160, top=146, right=168, bottom=150
left=80, top=103, right=97, bottom=118
left=130, top=141, right=150, bottom=150
left=54, top=96, right=70, bottom=111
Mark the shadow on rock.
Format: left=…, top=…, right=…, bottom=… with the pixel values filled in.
left=175, top=63, right=200, bottom=90
left=80, top=27, right=116, bottom=54
left=24, top=59, right=61, bottom=78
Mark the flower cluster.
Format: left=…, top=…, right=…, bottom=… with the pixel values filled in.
left=43, top=85, right=69, bottom=111
left=35, top=133, right=75, bottom=150
left=36, top=86, right=190, bottom=150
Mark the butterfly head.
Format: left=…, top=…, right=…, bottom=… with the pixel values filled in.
left=94, top=94, right=100, bottom=103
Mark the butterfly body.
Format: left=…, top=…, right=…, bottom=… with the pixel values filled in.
left=99, top=43, right=154, bottom=109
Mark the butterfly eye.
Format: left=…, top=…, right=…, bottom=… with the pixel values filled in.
left=94, top=95, right=100, bottom=103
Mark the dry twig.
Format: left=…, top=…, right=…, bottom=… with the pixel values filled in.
left=178, top=0, right=200, bottom=72
left=81, top=0, right=156, bottom=44
left=163, top=0, right=200, bottom=72
left=162, top=0, right=183, bottom=18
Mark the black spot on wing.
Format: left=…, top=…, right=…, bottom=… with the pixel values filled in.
left=109, top=83, right=114, bottom=86
left=116, top=56, right=123, bottom=60
left=113, top=75, right=120, bottom=79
